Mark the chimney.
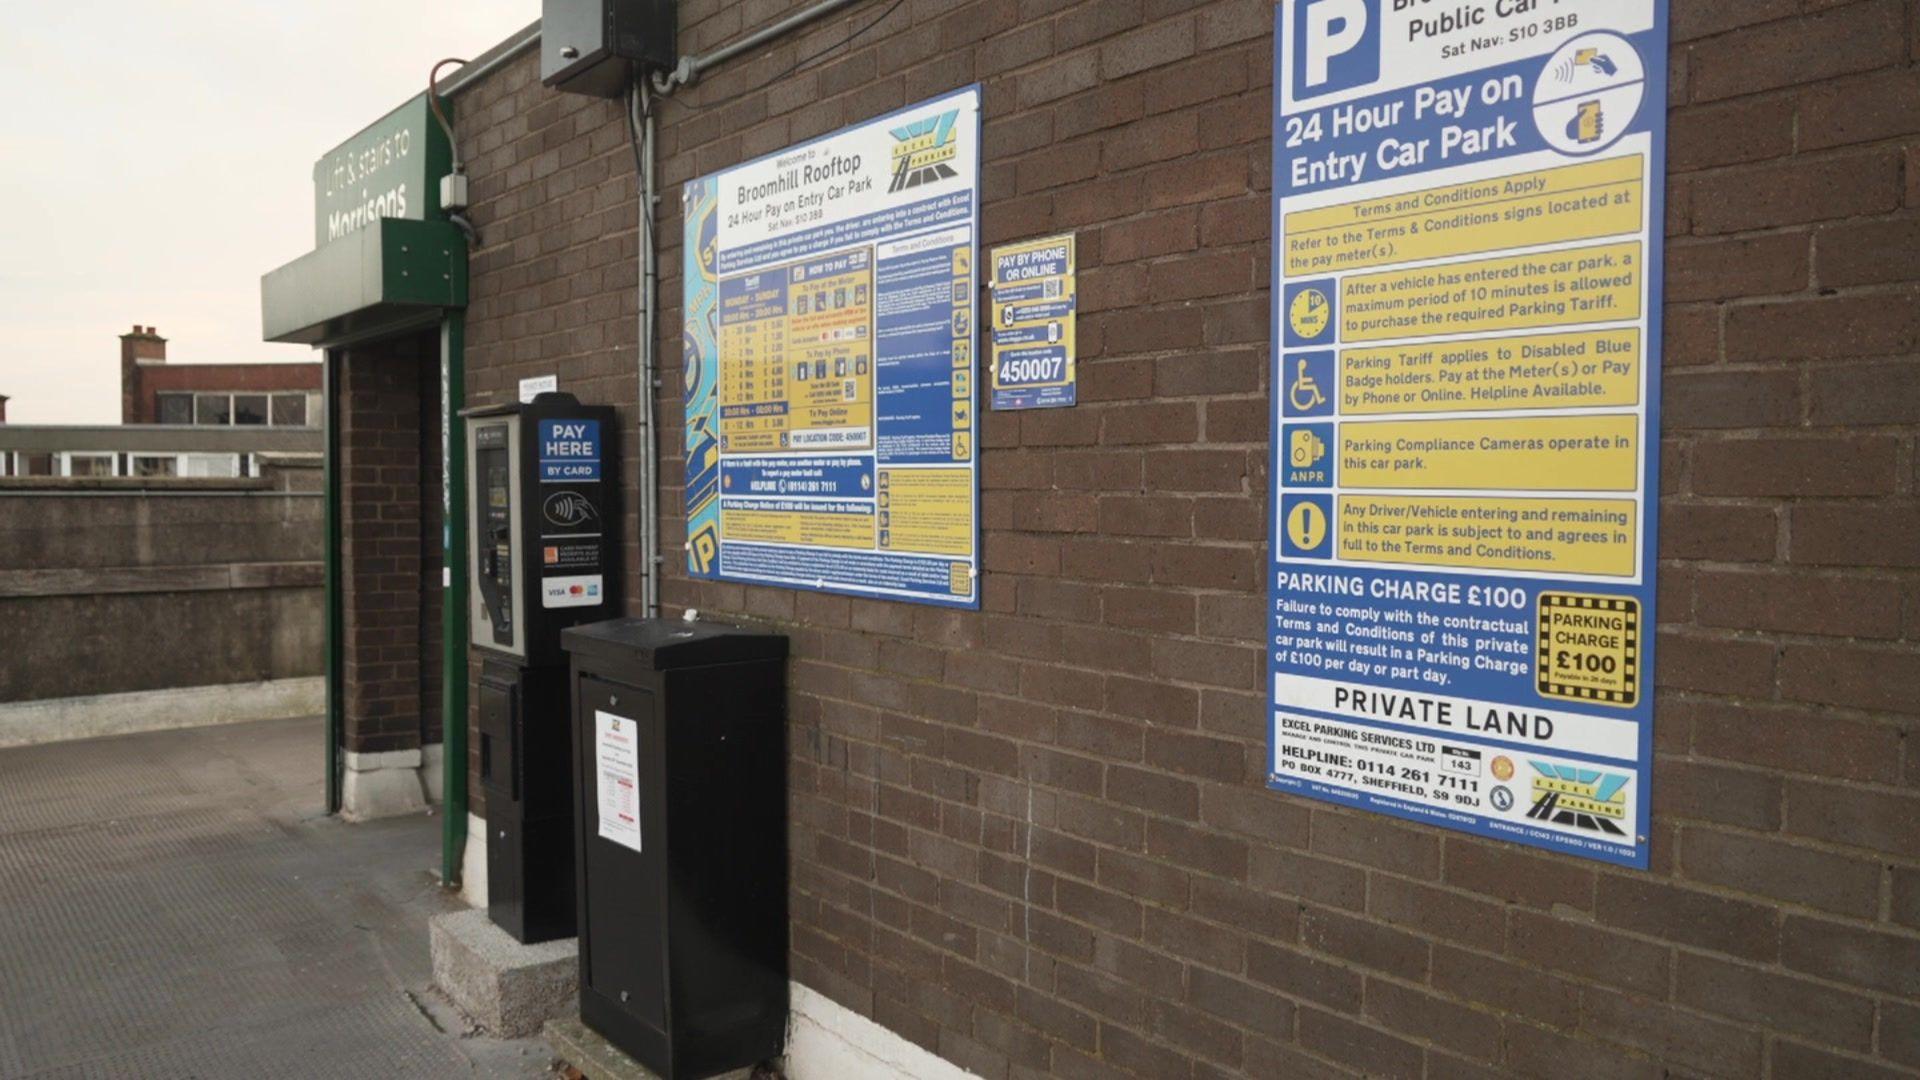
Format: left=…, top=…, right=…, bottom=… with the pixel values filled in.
left=120, top=324, right=167, bottom=423
left=0, top=395, right=9, bottom=424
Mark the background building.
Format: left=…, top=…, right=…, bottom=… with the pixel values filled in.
left=120, top=324, right=321, bottom=427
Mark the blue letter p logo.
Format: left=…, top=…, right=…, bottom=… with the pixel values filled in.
left=1292, top=0, right=1379, bottom=101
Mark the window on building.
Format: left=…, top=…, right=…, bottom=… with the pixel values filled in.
left=157, top=393, right=194, bottom=425
left=182, top=454, right=241, bottom=478
left=131, top=456, right=179, bottom=478
left=63, top=453, right=116, bottom=478
left=194, top=394, right=231, bottom=425
left=271, top=393, right=308, bottom=427
left=22, top=453, right=53, bottom=476
left=234, top=395, right=269, bottom=425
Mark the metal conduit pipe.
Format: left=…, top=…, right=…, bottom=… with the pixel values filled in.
left=657, top=0, right=868, bottom=90
left=631, top=84, right=661, bottom=618
left=437, top=21, right=542, bottom=99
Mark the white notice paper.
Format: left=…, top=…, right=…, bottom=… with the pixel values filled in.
left=518, top=374, right=558, bottom=403
left=594, top=709, right=642, bottom=853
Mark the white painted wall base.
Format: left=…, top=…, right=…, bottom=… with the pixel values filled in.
left=422, top=742, right=445, bottom=804
left=460, top=811, right=489, bottom=909
left=786, top=982, right=983, bottom=1080
left=340, top=746, right=429, bottom=821
left=0, top=677, right=324, bottom=750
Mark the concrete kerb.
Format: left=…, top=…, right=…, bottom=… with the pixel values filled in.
left=429, top=907, right=577, bottom=1039
left=0, top=677, right=323, bottom=750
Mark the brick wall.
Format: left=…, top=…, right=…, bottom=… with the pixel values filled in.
left=338, top=331, right=444, bottom=755
left=452, top=2, right=1920, bottom=1076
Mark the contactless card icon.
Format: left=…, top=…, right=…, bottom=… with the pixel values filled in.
left=1281, top=494, right=1333, bottom=560
left=1284, top=281, right=1337, bottom=347
left=1284, top=352, right=1335, bottom=417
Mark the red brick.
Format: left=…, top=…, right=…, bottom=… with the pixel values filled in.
left=1687, top=0, right=1905, bottom=102
left=1666, top=94, right=1796, bottom=172
left=1799, top=67, right=1920, bottom=152
left=1662, top=368, right=1802, bottom=430
left=1680, top=827, right=1882, bottom=918
left=1596, top=873, right=1782, bottom=963
left=1694, top=436, right=1899, bottom=497
left=1689, top=699, right=1905, bottom=784
left=1805, top=360, right=1920, bottom=426
left=1779, top=641, right=1920, bottom=714
left=1782, top=915, right=1920, bottom=997
left=1724, top=289, right=1920, bottom=362
left=1694, top=569, right=1904, bottom=639
left=1665, top=233, right=1808, bottom=302
left=1788, top=503, right=1920, bottom=568
left=1678, top=952, right=1876, bottom=1052
left=1782, top=778, right=1920, bottom=859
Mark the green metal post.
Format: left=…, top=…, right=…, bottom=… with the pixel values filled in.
left=323, top=349, right=345, bottom=814
left=441, top=310, right=470, bottom=886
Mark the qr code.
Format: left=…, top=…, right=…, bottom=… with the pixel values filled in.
left=1043, top=280, right=1062, bottom=298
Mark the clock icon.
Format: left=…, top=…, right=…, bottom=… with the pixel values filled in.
left=1283, top=280, right=1337, bottom=346
left=1290, top=288, right=1330, bottom=339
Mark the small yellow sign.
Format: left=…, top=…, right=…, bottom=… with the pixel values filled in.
left=988, top=233, right=1077, bottom=410
left=1536, top=593, right=1640, bottom=707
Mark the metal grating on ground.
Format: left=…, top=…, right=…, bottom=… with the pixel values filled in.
left=0, top=717, right=551, bottom=1079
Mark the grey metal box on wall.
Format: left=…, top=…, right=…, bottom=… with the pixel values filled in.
left=540, top=0, right=677, bottom=98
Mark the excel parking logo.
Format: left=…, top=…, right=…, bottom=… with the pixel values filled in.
left=1526, top=762, right=1629, bottom=837
left=889, top=110, right=961, bottom=192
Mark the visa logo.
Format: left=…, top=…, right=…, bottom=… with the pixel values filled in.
left=1292, top=0, right=1381, bottom=101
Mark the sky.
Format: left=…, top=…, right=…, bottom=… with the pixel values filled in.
left=0, top=1, right=533, bottom=424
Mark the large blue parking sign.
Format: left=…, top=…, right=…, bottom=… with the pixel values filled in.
left=1269, top=1, right=1669, bottom=869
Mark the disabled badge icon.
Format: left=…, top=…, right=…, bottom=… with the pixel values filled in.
left=1291, top=358, right=1327, bottom=413
left=1283, top=352, right=1335, bottom=418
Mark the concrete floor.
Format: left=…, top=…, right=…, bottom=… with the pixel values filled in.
left=0, top=716, right=554, bottom=1078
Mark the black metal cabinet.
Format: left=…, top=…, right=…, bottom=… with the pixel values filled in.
left=562, top=618, right=788, bottom=1080
left=477, top=660, right=576, bottom=943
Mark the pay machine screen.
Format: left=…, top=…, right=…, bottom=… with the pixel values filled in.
left=475, top=423, right=515, bottom=648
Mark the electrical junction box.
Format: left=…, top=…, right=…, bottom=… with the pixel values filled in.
left=562, top=618, right=789, bottom=1079
left=542, top=0, right=678, bottom=98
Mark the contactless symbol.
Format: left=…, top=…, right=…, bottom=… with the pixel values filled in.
left=1534, top=32, right=1645, bottom=156
left=1490, top=786, right=1515, bottom=812
left=1281, top=494, right=1333, bottom=560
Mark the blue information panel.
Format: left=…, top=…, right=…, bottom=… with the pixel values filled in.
left=1269, top=2, right=1667, bottom=868
left=682, top=87, right=982, bottom=607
